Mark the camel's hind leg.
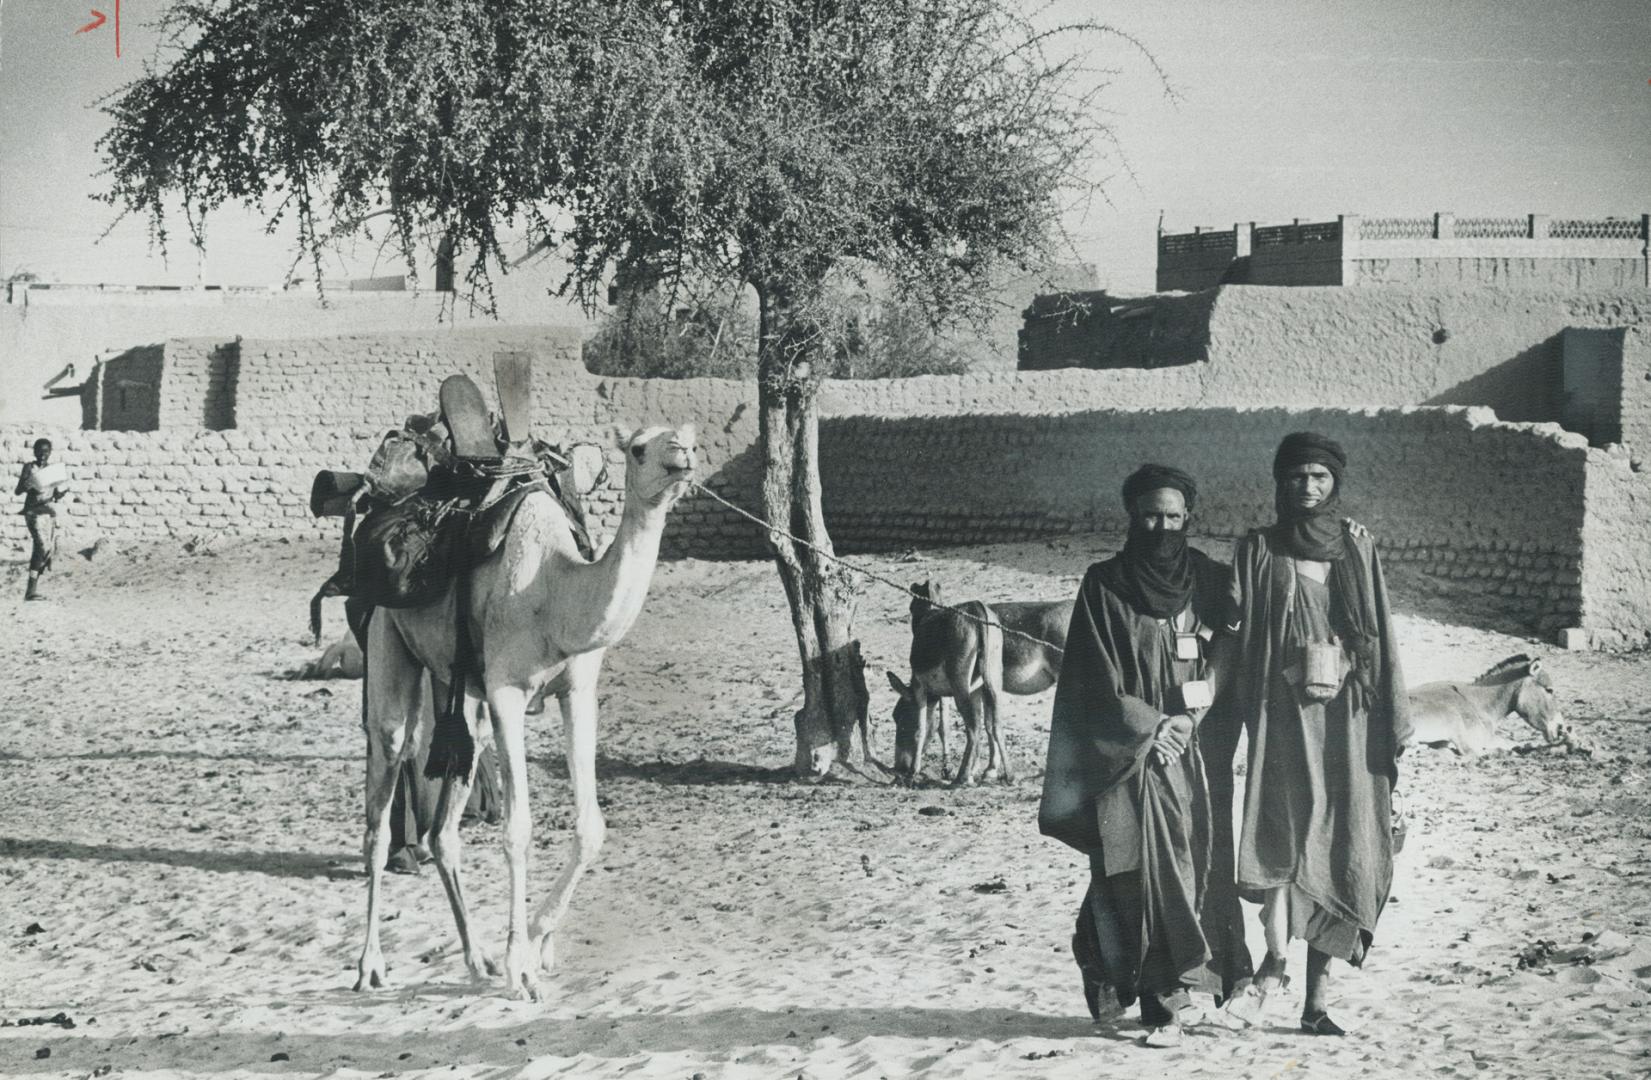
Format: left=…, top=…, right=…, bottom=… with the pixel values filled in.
left=355, top=618, right=424, bottom=992
left=529, top=656, right=607, bottom=974
left=487, top=680, right=542, bottom=1002
left=425, top=675, right=501, bottom=985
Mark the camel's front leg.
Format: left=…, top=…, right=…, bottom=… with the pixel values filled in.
left=356, top=623, right=422, bottom=992
left=488, top=682, right=540, bottom=1002
left=530, top=658, right=606, bottom=973
left=428, top=678, right=500, bottom=985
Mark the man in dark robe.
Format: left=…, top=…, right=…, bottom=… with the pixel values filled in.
left=1039, top=464, right=1233, bottom=1047
left=1219, top=432, right=1411, bottom=1036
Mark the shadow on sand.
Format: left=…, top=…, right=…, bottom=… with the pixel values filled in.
left=0, top=1005, right=1118, bottom=1075
left=0, top=837, right=352, bottom=880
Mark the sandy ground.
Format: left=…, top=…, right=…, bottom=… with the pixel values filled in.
left=3, top=534, right=1650, bottom=1080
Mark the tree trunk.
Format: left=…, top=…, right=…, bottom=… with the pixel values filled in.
left=755, top=282, right=871, bottom=781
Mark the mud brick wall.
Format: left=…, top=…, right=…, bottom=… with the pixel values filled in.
left=816, top=406, right=1593, bottom=637
left=1581, top=448, right=1651, bottom=650
left=1024, top=286, right=1651, bottom=426
left=1615, top=326, right=1651, bottom=463
left=94, top=346, right=164, bottom=431
left=2, top=401, right=1608, bottom=641
left=156, top=339, right=240, bottom=430
left=229, top=327, right=587, bottom=430
left=0, top=428, right=383, bottom=545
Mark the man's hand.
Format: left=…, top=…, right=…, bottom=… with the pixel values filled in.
left=1342, top=518, right=1371, bottom=538
left=1152, top=714, right=1194, bottom=765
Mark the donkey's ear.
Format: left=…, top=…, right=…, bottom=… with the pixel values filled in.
left=1527, top=658, right=1542, bottom=675
left=887, top=671, right=909, bottom=695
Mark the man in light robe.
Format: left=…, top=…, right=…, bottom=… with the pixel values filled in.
left=1219, top=432, right=1410, bottom=1036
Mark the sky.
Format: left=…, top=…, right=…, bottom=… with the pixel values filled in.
left=0, top=0, right=1647, bottom=296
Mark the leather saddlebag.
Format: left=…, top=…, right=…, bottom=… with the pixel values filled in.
left=350, top=499, right=459, bottom=610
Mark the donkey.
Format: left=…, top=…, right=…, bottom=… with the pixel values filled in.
left=887, top=580, right=1069, bottom=786
left=1404, top=654, right=1566, bottom=759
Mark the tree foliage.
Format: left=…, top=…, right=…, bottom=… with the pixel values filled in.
left=101, top=0, right=1148, bottom=325
left=101, top=0, right=1159, bottom=777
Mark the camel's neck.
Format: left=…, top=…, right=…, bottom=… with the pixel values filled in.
left=555, top=497, right=670, bottom=654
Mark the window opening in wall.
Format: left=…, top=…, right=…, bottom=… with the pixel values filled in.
left=1559, top=327, right=1625, bottom=447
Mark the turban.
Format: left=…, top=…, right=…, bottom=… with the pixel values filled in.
left=1121, top=463, right=1198, bottom=512
left=1272, top=431, right=1346, bottom=485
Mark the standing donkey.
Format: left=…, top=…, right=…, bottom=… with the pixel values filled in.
left=888, top=580, right=1069, bottom=786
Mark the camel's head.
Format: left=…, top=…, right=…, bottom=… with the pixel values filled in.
left=619, top=424, right=698, bottom=508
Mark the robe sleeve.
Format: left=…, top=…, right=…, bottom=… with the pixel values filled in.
left=1369, top=542, right=1412, bottom=785
left=1038, top=565, right=1168, bottom=852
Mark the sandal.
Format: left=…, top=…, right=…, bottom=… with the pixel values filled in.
left=1222, top=960, right=1290, bottom=1026
left=1142, top=1023, right=1183, bottom=1049
left=1300, top=1011, right=1348, bottom=1037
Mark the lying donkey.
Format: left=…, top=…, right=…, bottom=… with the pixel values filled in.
left=888, top=580, right=1069, bottom=786
left=1404, top=653, right=1566, bottom=758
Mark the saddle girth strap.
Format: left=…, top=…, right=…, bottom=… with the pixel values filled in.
left=425, top=515, right=480, bottom=782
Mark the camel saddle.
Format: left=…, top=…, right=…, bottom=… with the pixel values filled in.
left=307, top=373, right=595, bottom=637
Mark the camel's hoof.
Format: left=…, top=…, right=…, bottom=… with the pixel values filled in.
left=511, top=974, right=543, bottom=1003
left=353, top=963, right=387, bottom=992
left=535, top=932, right=557, bottom=974
left=464, top=949, right=502, bottom=983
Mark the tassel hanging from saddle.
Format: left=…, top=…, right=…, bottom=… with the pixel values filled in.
left=426, top=667, right=476, bottom=782
left=425, top=519, right=479, bottom=782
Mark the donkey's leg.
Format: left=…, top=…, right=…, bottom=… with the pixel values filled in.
left=355, top=618, right=423, bottom=992
left=488, top=679, right=540, bottom=1002
left=949, top=672, right=985, bottom=787
left=909, top=684, right=933, bottom=780
left=427, top=674, right=500, bottom=984
left=530, top=655, right=608, bottom=973
left=978, top=620, right=1012, bottom=784
left=934, top=698, right=948, bottom=781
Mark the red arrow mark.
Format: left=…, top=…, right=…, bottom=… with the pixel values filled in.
left=76, top=9, right=107, bottom=34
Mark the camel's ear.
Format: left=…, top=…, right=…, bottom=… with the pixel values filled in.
left=887, top=671, right=909, bottom=696
left=1527, top=658, right=1542, bottom=675
left=612, top=424, right=640, bottom=451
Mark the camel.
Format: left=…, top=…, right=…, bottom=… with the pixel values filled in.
left=1404, top=653, right=1566, bottom=758
left=354, top=423, right=697, bottom=1001
left=887, top=580, right=1069, bottom=786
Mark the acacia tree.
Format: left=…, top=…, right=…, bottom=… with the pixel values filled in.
left=100, top=0, right=1154, bottom=778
